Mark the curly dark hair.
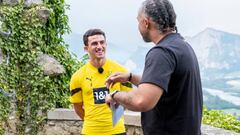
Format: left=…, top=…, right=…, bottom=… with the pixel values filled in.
left=83, top=29, right=106, bottom=46
left=141, top=0, right=177, bottom=33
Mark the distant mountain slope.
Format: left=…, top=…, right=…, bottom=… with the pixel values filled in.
left=125, top=45, right=151, bottom=73
left=186, top=28, right=240, bottom=80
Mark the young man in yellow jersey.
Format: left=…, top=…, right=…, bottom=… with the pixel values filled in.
left=69, top=29, right=132, bottom=135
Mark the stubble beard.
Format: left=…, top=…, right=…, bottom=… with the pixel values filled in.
left=141, top=31, right=151, bottom=43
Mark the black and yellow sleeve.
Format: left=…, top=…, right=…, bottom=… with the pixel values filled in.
left=120, top=82, right=133, bottom=92
left=69, top=72, right=83, bottom=103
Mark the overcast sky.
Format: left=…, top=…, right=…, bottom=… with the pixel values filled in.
left=65, top=0, right=240, bottom=49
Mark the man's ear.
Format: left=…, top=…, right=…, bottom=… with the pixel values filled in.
left=143, top=17, right=150, bottom=29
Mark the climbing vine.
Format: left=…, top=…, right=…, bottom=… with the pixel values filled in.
left=203, top=107, right=240, bottom=133
left=0, top=0, right=81, bottom=134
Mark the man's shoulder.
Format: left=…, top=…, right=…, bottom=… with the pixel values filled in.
left=72, top=64, right=88, bottom=79
left=147, top=45, right=173, bottom=59
left=107, top=59, right=119, bottom=65
left=107, top=59, right=127, bottom=71
left=157, top=33, right=186, bottom=47
left=149, top=33, right=188, bottom=56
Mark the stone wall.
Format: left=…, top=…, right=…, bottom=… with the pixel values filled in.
left=1, top=0, right=65, bottom=77
left=40, top=109, right=240, bottom=135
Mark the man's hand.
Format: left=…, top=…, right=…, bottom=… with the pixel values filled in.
left=105, top=72, right=130, bottom=89
left=105, top=94, right=119, bottom=108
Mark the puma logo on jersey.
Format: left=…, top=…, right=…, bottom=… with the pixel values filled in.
left=86, top=77, right=91, bottom=81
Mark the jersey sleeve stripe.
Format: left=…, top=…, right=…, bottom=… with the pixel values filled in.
left=71, top=88, right=82, bottom=96
left=121, top=82, right=132, bottom=88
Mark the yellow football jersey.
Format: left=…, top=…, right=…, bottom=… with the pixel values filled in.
left=70, top=59, right=132, bottom=135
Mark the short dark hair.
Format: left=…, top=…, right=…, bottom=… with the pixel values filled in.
left=83, top=29, right=106, bottom=46
left=141, top=0, right=177, bottom=33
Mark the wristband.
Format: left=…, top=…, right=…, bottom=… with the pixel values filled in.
left=128, top=72, right=132, bottom=82
left=110, top=90, right=119, bottom=99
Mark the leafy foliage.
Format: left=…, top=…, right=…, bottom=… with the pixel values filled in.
left=203, top=107, right=240, bottom=133
left=0, top=1, right=81, bottom=134
left=0, top=93, right=10, bottom=135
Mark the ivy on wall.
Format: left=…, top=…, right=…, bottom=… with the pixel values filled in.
left=203, top=107, right=240, bottom=133
left=0, top=0, right=81, bottom=134
left=0, top=93, right=10, bottom=134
